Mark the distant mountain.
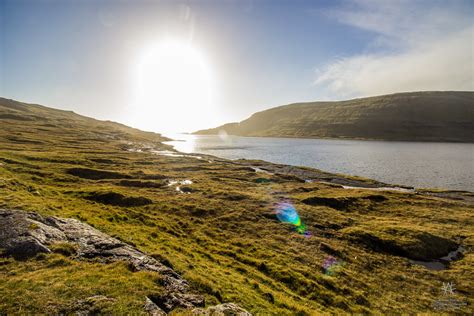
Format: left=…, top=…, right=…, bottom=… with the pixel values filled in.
left=195, top=91, right=474, bottom=142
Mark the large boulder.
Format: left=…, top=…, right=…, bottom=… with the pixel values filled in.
left=0, top=209, right=65, bottom=259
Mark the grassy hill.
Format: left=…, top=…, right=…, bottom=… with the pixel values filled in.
left=0, top=97, right=473, bottom=314
left=195, top=91, right=474, bottom=142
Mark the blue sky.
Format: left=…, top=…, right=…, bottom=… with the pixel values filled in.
left=1, top=0, right=473, bottom=133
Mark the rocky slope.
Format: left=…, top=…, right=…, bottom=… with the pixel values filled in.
left=0, top=97, right=473, bottom=314
left=195, top=91, right=474, bottom=142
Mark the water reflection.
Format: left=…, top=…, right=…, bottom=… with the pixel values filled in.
left=164, top=133, right=196, bottom=153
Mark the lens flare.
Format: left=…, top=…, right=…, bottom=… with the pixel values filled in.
left=322, top=256, right=343, bottom=276
left=274, top=201, right=310, bottom=236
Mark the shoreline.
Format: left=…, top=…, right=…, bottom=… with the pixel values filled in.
left=192, top=132, right=474, bottom=144
left=157, top=141, right=474, bottom=203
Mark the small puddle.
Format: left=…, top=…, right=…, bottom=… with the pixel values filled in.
left=410, top=260, right=446, bottom=271
left=167, top=180, right=193, bottom=194
left=127, top=148, right=143, bottom=153
left=410, top=245, right=465, bottom=270
left=151, top=150, right=208, bottom=162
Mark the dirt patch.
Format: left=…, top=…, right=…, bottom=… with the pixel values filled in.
left=302, top=195, right=387, bottom=210
left=89, top=158, right=116, bottom=164
left=118, top=180, right=164, bottom=188
left=342, top=226, right=457, bottom=261
left=67, top=167, right=131, bottom=180
left=362, top=195, right=388, bottom=202
left=172, top=166, right=214, bottom=172
left=83, top=191, right=152, bottom=207
left=0, top=113, right=35, bottom=121
left=133, top=171, right=168, bottom=180
left=6, top=136, right=43, bottom=144
left=301, top=196, right=358, bottom=210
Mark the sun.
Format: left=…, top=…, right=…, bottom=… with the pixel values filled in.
left=132, top=39, right=216, bottom=135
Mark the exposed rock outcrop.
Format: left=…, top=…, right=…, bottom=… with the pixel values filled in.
left=0, top=209, right=252, bottom=315
left=144, top=297, right=167, bottom=316
left=0, top=209, right=197, bottom=314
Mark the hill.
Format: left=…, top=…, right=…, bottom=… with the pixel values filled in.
left=195, top=91, right=474, bottom=142
left=0, top=97, right=472, bottom=314
left=0, top=97, right=171, bottom=146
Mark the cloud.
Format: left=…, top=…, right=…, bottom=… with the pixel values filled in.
left=314, top=0, right=474, bottom=98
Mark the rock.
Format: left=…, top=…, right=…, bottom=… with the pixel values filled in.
left=0, top=209, right=65, bottom=259
left=192, top=303, right=252, bottom=316
left=148, top=293, right=205, bottom=313
left=144, top=297, right=166, bottom=316
left=0, top=209, right=169, bottom=272
left=0, top=209, right=205, bottom=313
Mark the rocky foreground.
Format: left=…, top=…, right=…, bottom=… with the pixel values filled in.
left=0, top=97, right=473, bottom=314
left=0, top=209, right=249, bottom=315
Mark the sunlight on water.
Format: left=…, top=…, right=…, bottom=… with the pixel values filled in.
left=164, top=133, right=197, bottom=153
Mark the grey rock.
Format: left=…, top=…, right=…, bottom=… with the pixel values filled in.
left=144, top=297, right=167, bottom=316
left=0, top=209, right=62, bottom=259
left=0, top=209, right=204, bottom=313
left=148, top=293, right=205, bottom=313
left=192, top=303, right=252, bottom=316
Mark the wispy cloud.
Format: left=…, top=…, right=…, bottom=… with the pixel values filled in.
left=315, top=0, right=474, bottom=99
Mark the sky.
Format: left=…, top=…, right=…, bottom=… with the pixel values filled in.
left=1, top=0, right=473, bottom=134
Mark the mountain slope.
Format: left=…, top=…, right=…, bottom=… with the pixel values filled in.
left=195, top=91, right=474, bottom=142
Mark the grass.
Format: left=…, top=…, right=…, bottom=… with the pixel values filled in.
left=0, top=97, right=473, bottom=314
left=0, top=254, right=160, bottom=314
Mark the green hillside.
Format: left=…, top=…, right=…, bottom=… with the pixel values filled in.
left=0, top=97, right=473, bottom=314
left=195, top=91, right=474, bottom=142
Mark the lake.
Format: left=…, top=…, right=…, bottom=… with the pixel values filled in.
left=165, top=134, right=474, bottom=191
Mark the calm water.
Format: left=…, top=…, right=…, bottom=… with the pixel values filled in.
left=165, top=134, right=474, bottom=191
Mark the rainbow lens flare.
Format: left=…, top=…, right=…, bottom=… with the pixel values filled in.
left=322, top=256, right=343, bottom=276
left=275, top=202, right=310, bottom=236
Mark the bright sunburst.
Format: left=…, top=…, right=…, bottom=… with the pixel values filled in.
left=132, top=39, right=215, bottom=134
